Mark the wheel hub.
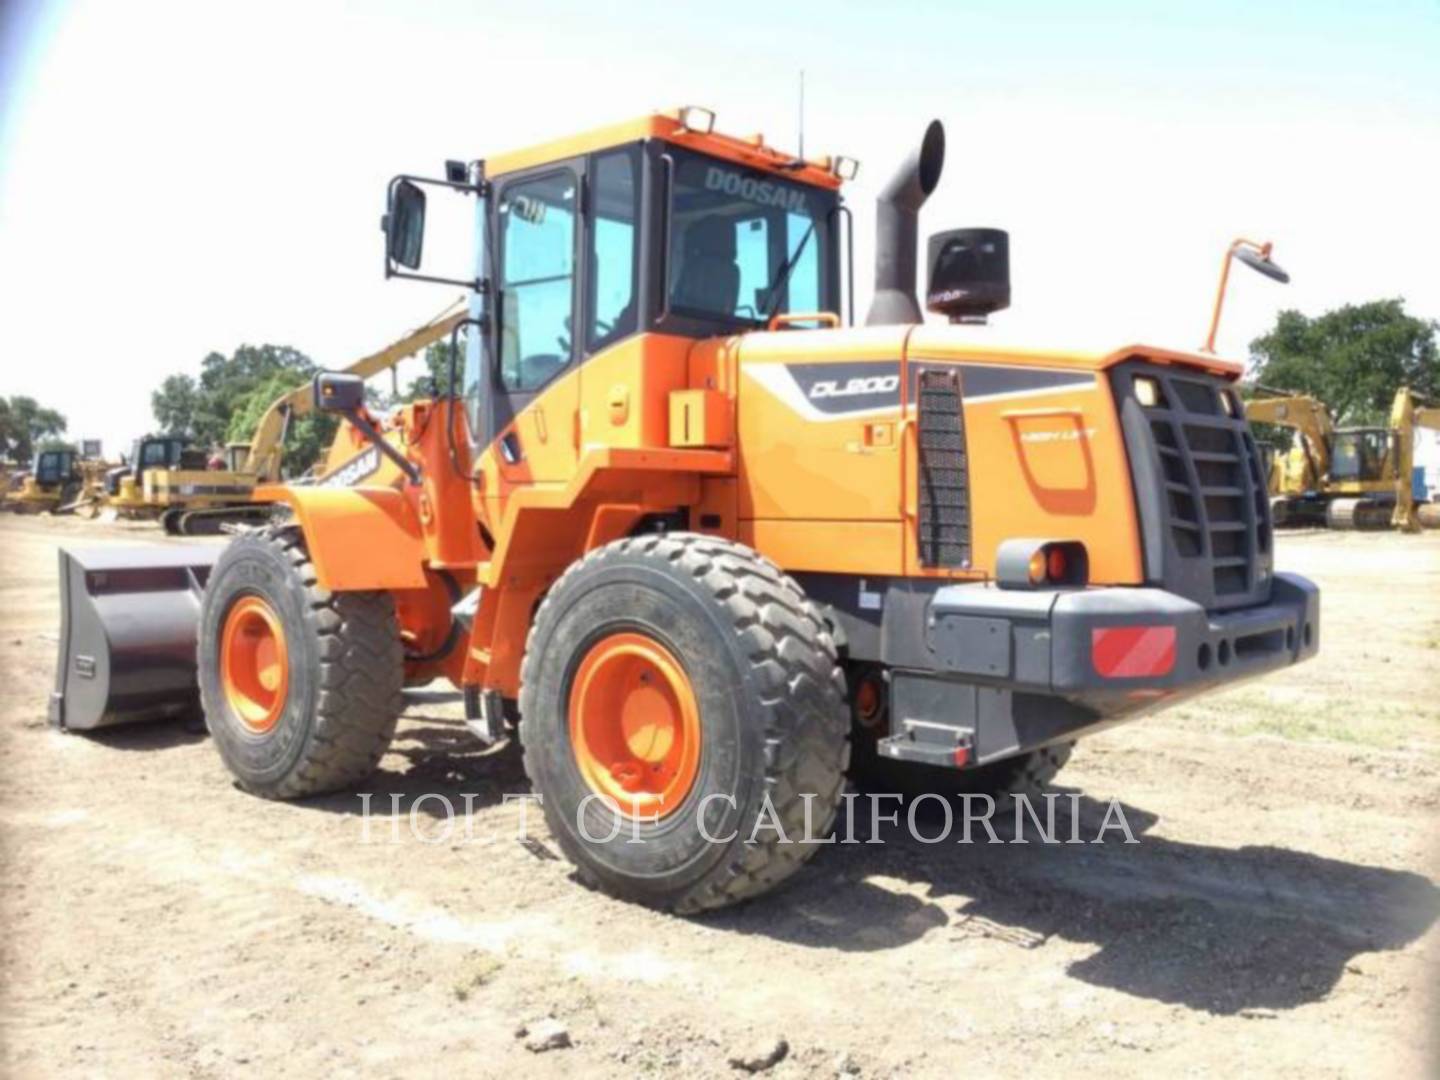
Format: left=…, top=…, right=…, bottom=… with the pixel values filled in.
left=568, top=632, right=700, bottom=818
left=220, top=596, right=289, bottom=733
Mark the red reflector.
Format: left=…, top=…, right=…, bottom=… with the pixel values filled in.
left=1092, top=626, right=1177, bottom=678
left=953, top=745, right=971, bottom=767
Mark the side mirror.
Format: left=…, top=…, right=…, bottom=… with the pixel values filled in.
left=313, top=372, right=366, bottom=414
left=384, top=179, right=427, bottom=270
left=1234, top=245, right=1290, bottom=283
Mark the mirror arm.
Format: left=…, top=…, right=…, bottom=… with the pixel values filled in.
left=1203, top=237, right=1284, bottom=354
left=344, top=407, right=422, bottom=485
left=390, top=172, right=488, bottom=198
left=384, top=266, right=486, bottom=291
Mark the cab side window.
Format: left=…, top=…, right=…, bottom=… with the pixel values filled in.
left=498, top=170, right=577, bottom=391
left=587, top=147, right=640, bottom=352
left=732, top=217, right=769, bottom=319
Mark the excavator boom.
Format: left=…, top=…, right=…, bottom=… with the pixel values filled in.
left=1244, top=393, right=1334, bottom=490
left=242, top=300, right=468, bottom=481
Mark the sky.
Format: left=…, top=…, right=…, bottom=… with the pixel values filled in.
left=1, top=0, right=1437, bottom=458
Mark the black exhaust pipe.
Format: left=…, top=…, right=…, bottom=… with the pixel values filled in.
left=865, top=120, right=946, bottom=326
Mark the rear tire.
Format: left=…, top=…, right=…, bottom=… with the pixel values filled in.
left=518, top=533, right=849, bottom=913
left=198, top=526, right=403, bottom=799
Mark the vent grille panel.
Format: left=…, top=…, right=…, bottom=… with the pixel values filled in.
left=916, top=369, right=971, bottom=569
left=1113, top=363, right=1274, bottom=610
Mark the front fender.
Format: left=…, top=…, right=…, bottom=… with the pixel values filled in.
left=256, top=484, right=428, bottom=591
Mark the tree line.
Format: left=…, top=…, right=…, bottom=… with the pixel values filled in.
left=0, top=397, right=69, bottom=466
left=1246, top=298, right=1437, bottom=423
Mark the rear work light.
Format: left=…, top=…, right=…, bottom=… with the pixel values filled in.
left=1134, top=376, right=1160, bottom=408
left=997, top=540, right=1088, bottom=590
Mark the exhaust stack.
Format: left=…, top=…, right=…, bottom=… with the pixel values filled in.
left=865, top=120, right=946, bottom=326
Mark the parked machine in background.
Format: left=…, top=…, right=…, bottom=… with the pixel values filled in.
left=52, top=109, right=1321, bottom=912
left=101, top=434, right=266, bottom=535
left=1246, top=386, right=1440, bottom=530
left=3, top=448, right=84, bottom=514
left=0, top=439, right=109, bottom=515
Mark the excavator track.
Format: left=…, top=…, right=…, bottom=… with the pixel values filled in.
left=1325, top=498, right=1394, bottom=530
left=173, top=504, right=275, bottom=536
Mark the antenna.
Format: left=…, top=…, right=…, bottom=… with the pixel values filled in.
left=798, top=70, right=805, bottom=160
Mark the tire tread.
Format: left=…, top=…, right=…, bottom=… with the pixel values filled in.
left=517, top=532, right=849, bottom=913
left=205, top=526, right=403, bottom=800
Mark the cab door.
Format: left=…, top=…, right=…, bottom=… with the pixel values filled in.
left=490, top=161, right=584, bottom=484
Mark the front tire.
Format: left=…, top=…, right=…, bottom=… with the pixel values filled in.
left=518, top=533, right=849, bottom=913
left=198, top=526, right=403, bottom=799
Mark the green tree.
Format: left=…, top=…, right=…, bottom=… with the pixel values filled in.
left=1247, top=299, right=1439, bottom=425
left=0, top=395, right=68, bottom=464
left=371, top=341, right=462, bottom=408
left=151, top=374, right=201, bottom=438
left=225, top=372, right=338, bottom=476
left=152, top=344, right=324, bottom=469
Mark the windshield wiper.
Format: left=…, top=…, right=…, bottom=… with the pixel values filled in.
left=760, top=222, right=816, bottom=321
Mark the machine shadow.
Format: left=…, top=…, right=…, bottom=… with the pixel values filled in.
left=704, top=792, right=1440, bottom=1016
left=298, top=695, right=529, bottom=818
left=77, top=716, right=208, bottom=751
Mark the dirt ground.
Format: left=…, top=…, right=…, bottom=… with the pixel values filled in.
left=1, top=514, right=1437, bottom=1078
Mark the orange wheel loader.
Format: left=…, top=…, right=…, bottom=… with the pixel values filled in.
left=50, top=110, right=1320, bottom=912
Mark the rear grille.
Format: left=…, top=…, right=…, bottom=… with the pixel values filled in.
left=1111, top=361, right=1272, bottom=610
left=915, top=368, right=971, bottom=569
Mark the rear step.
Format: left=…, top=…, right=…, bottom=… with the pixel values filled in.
left=50, top=545, right=220, bottom=731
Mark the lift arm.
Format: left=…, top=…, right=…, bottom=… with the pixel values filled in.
left=1389, top=386, right=1440, bottom=531
left=242, top=300, right=469, bottom=481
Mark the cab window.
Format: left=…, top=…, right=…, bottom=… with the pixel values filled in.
left=587, top=147, right=640, bottom=352
left=666, top=150, right=833, bottom=326
left=498, top=170, right=577, bottom=391
left=141, top=441, right=172, bottom=467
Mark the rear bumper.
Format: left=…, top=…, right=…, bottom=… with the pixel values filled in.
left=878, top=573, right=1320, bottom=768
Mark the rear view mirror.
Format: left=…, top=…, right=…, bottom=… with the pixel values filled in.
left=385, top=179, right=427, bottom=270
left=1234, top=245, right=1290, bottom=283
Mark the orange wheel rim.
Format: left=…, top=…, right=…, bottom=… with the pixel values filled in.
left=568, top=632, right=701, bottom=820
left=855, top=676, right=883, bottom=728
left=220, top=596, right=289, bottom=734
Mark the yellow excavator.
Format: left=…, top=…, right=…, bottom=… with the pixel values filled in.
left=100, top=436, right=261, bottom=534
left=1246, top=386, right=1440, bottom=530
left=94, top=304, right=466, bottom=534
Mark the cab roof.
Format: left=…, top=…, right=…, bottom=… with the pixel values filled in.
left=486, top=110, right=846, bottom=191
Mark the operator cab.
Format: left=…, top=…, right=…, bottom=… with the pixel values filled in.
left=106, top=435, right=192, bottom=496
left=34, top=449, right=78, bottom=487
left=1330, top=428, right=1390, bottom=482
left=381, top=110, right=850, bottom=442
